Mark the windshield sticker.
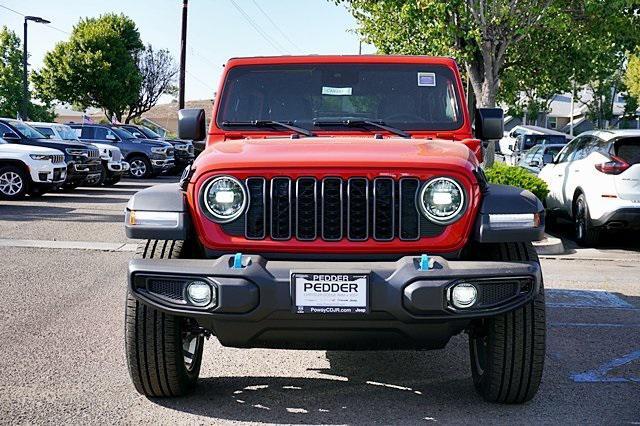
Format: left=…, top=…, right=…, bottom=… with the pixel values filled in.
left=322, top=86, right=353, bottom=96
left=417, top=72, right=436, bottom=87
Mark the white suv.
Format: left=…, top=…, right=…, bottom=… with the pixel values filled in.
left=539, top=130, right=640, bottom=246
left=0, top=137, right=67, bottom=199
left=30, top=122, right=129, bottom=186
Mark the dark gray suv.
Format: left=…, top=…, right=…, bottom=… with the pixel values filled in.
left=69, top=124, right=175, bottom=178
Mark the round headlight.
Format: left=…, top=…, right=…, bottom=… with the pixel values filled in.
left=202, top=176, right=247, bottom=222
left=419, top=177, right=465, bottom=224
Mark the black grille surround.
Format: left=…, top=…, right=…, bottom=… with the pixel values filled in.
left=222, top=176, right=447, bottom=242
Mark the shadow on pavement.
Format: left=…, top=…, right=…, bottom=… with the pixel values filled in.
left=547, top=218, right=640, bottom=252
left=150, top=292, right=640, bottom=424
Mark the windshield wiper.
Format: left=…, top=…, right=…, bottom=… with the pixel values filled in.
left=313, top=118, right=411, bottom=139
left=222, top=120, right=314, bottom=137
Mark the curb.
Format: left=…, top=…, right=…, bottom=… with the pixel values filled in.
left=533, top=234, right=565, bottom=255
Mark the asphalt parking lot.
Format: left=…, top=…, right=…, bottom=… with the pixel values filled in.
left=0, top=178, right=639, bottom=424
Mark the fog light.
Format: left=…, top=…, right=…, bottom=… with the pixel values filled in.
left=451, top=283, right=477, bottom=308
left=186, top=281, right=213, bottom=306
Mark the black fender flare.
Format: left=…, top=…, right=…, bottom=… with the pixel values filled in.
left=125, top=183, right=191, bottom=240
left=474, top=184, right=545, bottom=243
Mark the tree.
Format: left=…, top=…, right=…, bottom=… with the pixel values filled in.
left=337, top=0, right=562, bottom=109
left=625, top=54, right=640, bottom=105
left=0, top=26, right=54, bottom=121
left=33, top=14, right=143, bottom=122
left=124, top=45, right=178, bottom=123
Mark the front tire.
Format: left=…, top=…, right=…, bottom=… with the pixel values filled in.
left=0, top=165, right=29, bottom=200
left=468, top=242, right=546, bottom=404
left=574, top=194, right=601, bottom=247
left=125, top=240, right=205, bottom=397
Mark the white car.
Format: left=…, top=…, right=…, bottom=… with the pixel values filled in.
left=538, top=129, right=640, bottom=246
left=0, top=137, right=67, bottom=200
left=499, top=125, right=569, bottom=164
left=30, top=122, right=129, bottom=186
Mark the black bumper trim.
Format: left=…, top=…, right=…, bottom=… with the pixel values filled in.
left=128, top=255, right=541, bottom=349
left=591, top=207, right=640, bottom=228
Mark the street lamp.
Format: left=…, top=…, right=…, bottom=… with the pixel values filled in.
left=22, top=15, right=51, bottom=120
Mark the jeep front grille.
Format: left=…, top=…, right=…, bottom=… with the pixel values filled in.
left=227, top=176, right=445, bottom=242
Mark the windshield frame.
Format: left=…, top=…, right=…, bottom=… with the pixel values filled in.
left=215, top=62, right=466, bottom=134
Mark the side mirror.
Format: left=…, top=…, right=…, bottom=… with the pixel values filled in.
left=542, top=153, right=554, bottom=164
left=474, top=108, right=504, bottom=140
left=106, top=134, right=117, bottom=141
left=178, top=108, right=206, bottom=141
left=2, top=132, right=20, bottom=141
left=529, top=160, right=541, bottom=168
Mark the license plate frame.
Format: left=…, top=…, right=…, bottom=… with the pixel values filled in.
left=291, top=272, right=369, bottom=314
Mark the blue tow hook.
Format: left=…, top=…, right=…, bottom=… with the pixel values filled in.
left=419, top=254, right=431, bottom=271
left=232, top=252, right=244, bottom=269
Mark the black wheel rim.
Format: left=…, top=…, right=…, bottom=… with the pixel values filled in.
left=473, top=334, right=488, bottom=375
left=181, top=331, right=203, bottom=372
left=575, top=199, right=586, bottom=241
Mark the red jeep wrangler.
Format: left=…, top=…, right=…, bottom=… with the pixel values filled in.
left=124, top=55, right=546, bottom=403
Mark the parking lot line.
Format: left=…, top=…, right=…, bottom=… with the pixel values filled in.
left=0, top=238, right=138, bottom=252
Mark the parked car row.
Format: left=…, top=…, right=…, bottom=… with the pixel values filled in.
left=0, top=118, right=195, bottom=200
left=516, top=129, right=640, bottom=246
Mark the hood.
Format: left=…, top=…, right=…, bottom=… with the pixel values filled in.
left=162, top=138, right=191, bottom=145
left=24, top=138, right=95, bottom=151
left=136, top=138, right=173, bottom=148
left=194, top=136, right=477, bottom=172
left=0, top=143, right=63, bottom=155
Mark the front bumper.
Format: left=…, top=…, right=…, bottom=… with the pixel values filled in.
left=66, top=161, right=102, bottom=182
left=151, top=158, right=175, bottom=170
left=129, top=254, right=541, bottom=349
left=106, top=160, right=130, bottom=173
left=29, top=162, right=67, bottom=184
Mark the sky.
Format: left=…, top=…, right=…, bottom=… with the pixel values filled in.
left=0, top=0, right=375, bottom=102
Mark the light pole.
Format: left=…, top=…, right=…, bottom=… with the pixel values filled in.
left=22, top=15, right=50, bottom=120
left=178, top=0, right=188, bottom=109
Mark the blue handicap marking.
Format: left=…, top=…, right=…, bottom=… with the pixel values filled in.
left=571, top=350, right=640, bottom=383
left=547, top=289, right=634, bottom=309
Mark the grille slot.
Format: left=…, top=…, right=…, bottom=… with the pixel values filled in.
left=235, top=176, right=441, bottom=242
left=347, top=178, right=369, bottom=240
left=322, top=178, right=343, bottom=241
left=373, top=177, right=395, bottom=241
left=270, top=177, right=292, bottom=240
left=296, top=178, right=317, bottom=240
left=399, top=178, right=421, bottom=240
left=245, top=177, right=266, bottom=239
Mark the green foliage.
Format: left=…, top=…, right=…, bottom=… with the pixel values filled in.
left=0, top=26, right=55, bottom=121
left=337, top=0, right=640, bottom=116
left=0, top=26, right=22, bottom=118
left=625, top=54, right=640, bottom=106
left=33, top=13, right=143, bottom=122
left=485, top=162, right=549, bottom=201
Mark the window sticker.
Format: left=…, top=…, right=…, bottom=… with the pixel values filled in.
left=322, top=86, right=353, bottom=96
left=417, top=72, right=436, bottom=87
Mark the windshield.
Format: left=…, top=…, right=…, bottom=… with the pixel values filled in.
left=56, top=125, right=80, bottom=141
left=134, top=126, right=161, bottom=139
left=112, top=127, right=136, bottom=140
left=8, top=120, right=46, bottom=139
left=217, top=63, right=464, bottom=131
